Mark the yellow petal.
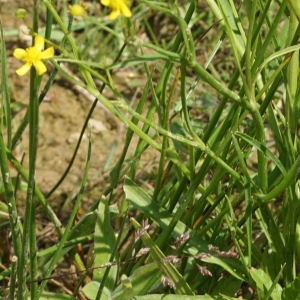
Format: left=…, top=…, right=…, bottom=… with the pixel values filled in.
left=33, top=60, right=47, bottom=75
left=40, top=46, right=54, bottom=59
left=101, top=0, right=110, bottom=5
left=120, top=3, right=132, bottom=17
left=109, top=10, right=120, bottom=20
left=16, top=63, right=31, bottom=76
left=13, top=48, right=27, bottom=60
left=34, top=35, right=45, bottom=51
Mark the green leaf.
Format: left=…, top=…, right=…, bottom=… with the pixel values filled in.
left=81, top=282, right=111, bottom=300
left=112, top=262, right=161, bottom=300
left=93, top=196, right=118, bottom=290
left=67, top=204, right=118, bottom=241
left=200, top=256, right=247, bottom=283
left=249, top=267, right=282, bottom=300
left=131, top=218, right=194, bottom=295
left=108, top=203, right=119, bottom=219
left=67, top=211, right=98, bottom=240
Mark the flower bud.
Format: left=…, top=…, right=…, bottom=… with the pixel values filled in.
left=15, top=9, right=27, bottom=19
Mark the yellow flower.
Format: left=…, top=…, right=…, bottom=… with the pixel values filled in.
left=101, top=0, right=132, bottom=20
left=13, top=35, right=54, bottom=76
left=68, top=2, right=88, bottom=17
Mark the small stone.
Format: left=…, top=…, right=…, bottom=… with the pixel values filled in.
left=67, top=132, right=87, bottom=144
left=88, top=119, right=108, bottom=133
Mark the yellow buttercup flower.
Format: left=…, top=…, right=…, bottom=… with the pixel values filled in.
left=101, top=0, right=132, bottom=20
left=13, top=35, right=54, bottom=76
left=68, top=2, right=88, bottom=17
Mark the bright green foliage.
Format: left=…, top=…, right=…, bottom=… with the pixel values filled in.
left=93, top=197, right=118, bottom=291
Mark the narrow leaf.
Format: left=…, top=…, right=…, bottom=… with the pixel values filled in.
left=93, top=196, right=118, bottom=290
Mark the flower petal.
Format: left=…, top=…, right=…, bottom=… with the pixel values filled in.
left=16, top=63, right=31, bottom=76
left=34, top=35, right=45, bottom=51
left=33, top=60, right=47, bottom=75
left=120, top=3, right=132, bottom=17
left=13, top=48, right=27, bottom=60
left=101, top=0, right=110, bottom=5
left=109, top=10, right=120, bottom=20
left=40, top=46, right=54, bottom=59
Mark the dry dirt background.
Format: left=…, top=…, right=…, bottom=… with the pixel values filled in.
left=0, top=0, right=158, bottom=225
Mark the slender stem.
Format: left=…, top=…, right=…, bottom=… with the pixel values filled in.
left=286, top=2, right=299, bottom=138
left=0, top=22, right=11, bottom=151
left=252, top=109, right=268, bottom=193
left=30, top=0, right=39, bottom=295
left=245, top=0, right=257, bottom=94
left=9, top=256, right=18, bottom=299
left=189, top=62, right=246, bottom=109
left=0, top=133, right=22, bottom=266
left=180, top=62, right=203, bottom=145
left=17, top=69, right=39, bottom=300
left=17, top=0, right=40, bottom=296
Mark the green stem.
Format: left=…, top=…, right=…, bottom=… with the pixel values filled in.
left=189, top=62, right=247, bottom=109
left=0, top=134, right=22, bottom=264
left=180, top=62, right=203, bottom=144
left=16, top=1, right=40, bottom=295
left=17, top=69, right=39, bottom=300
left=252, top=110, right=268, bottom=193
left=0, top=19, right=11, bottom=151
left=9, top=256, right=18, bottom=299
left=245, top=0, right=257, bottom=92
left=286, top=2, right=299, bottom=138
left=31, top=3, right=39, bottom=292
